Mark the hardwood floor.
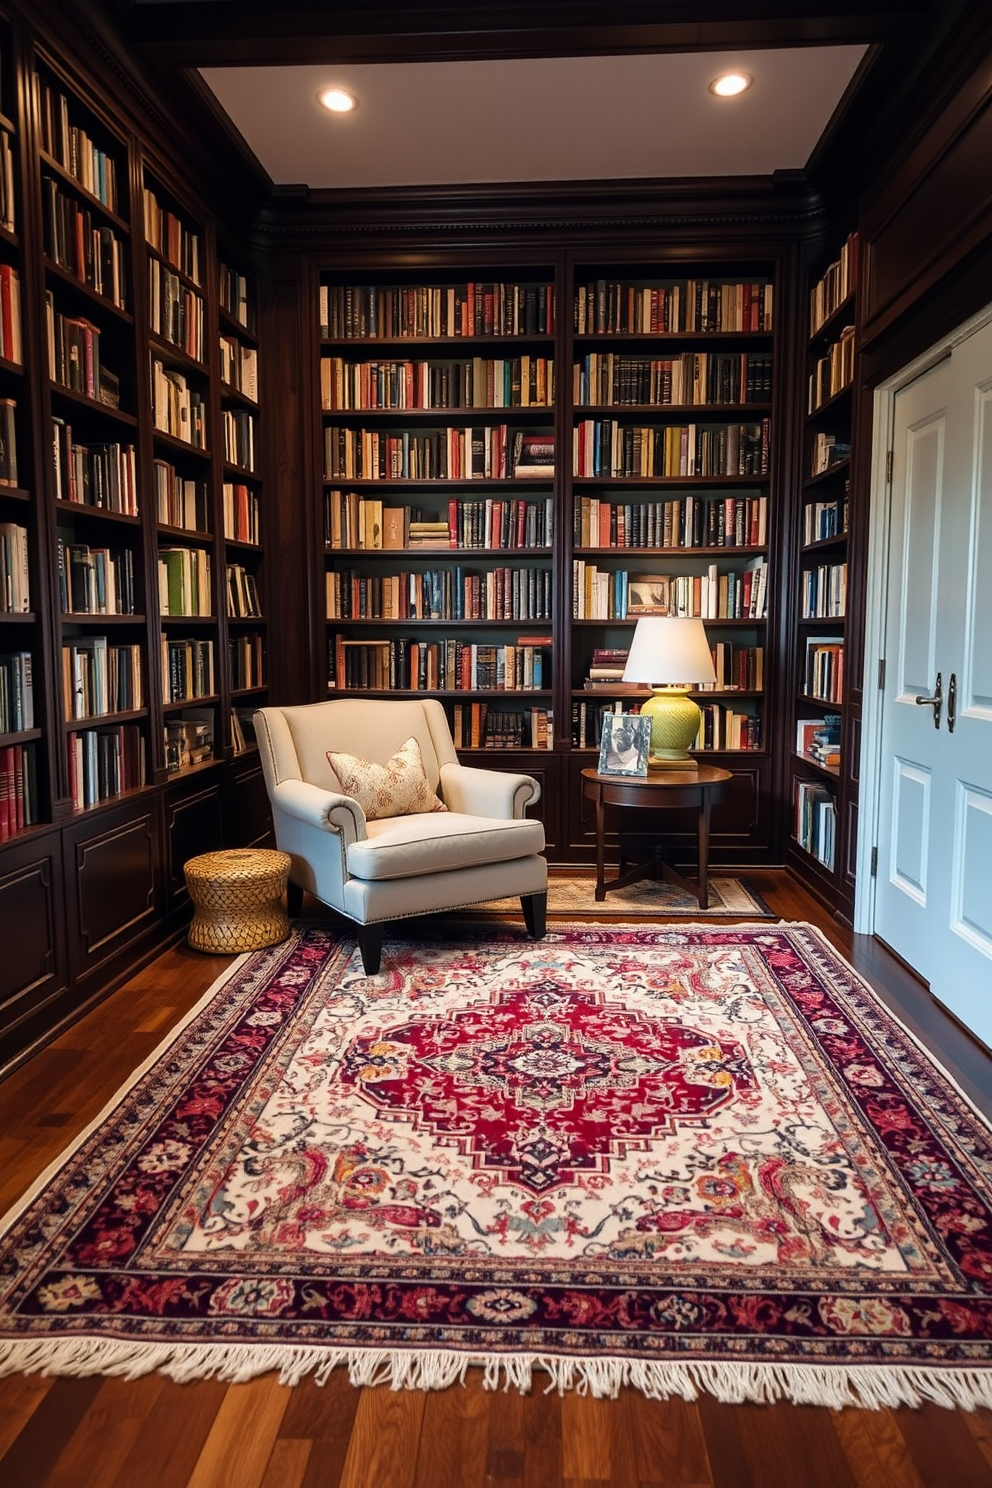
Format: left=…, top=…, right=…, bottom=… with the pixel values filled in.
left=3, top=871, right=992, bottom=1488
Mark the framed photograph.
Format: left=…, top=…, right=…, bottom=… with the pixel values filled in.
left=598, top=712, right=651, bottom=777
left=627, top=575, right=671, bottom=614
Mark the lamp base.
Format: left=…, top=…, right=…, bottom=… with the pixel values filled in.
left=640, top=688, right=701, bottom=771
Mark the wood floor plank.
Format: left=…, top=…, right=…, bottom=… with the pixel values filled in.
left=0, top=1373, right=54, bottom=1460
left=736, top=1402, right=858, bottom=1488
left=965, top=1410, right=992, bottom=1473
left=259, top=1438, right=313, bottom=1488
left=561, top=1393, right=614, bottom=1481
left=696, top=1398, right=756, bottom=1488
left=281, top=1373, right=363, bottom=1488
left=186, top=1375, right=292, bottom=1488
left=0, top=1377, right=103, bottom=1488
left=522, top=1386, right=562, bottom=1488
left=485, top=1378, right=525, bottom=1486
left=628, top=1395, right=711, bottom=1485
left=108, top=1377, right=229, bottom=1488
left=893, top=1404, right=992, bottom=1488
left=830, top=1408, right=927, bottom=1488
left=414, top=1376, right=490, bottom=1487
left=41, top=1374, right=165, bottom=1488
left=336, top=1384, right=426, bottom=1488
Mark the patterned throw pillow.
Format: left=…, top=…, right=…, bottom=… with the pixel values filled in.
left=326, top=736, right=448, bottom=820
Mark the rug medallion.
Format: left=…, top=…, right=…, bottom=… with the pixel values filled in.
left=2, top=923, right=991, bottom=1408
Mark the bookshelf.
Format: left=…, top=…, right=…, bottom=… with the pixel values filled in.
left=319, top=272, right=557, bottom=762
left=316, top=260, right=779, bottom=862
left=789, top=230, right=859, bottom=902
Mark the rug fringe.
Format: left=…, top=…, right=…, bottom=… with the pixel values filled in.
left=3, top=1339, right=992, bottom=1411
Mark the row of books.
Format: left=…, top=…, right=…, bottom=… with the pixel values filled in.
left=452, top=705, right=553, bottom=750
left=574, top=279, right=774, bottom=336
left=148, top=260, right=205, bottom=362
left=0, top=650, right=33, bottom=733
left=222, top=408, right=256, bottom=472
left=219, top=335, right=258, bottom=400
left=156, top=461, right=207, bottom=532
left=320, top=355, right=555, bottom=411
left=219, top=266, right=251, bottom=330
left=694, top=705, right=762, bottom=752
left=57, top=538, right=136, bottom=616
left=810, top=232, right=859, bottom=336
left=164, top=715, right=212, bottom=773
left=328, top=637, right=550, bottom=693
left=151, top=359, right=206, bottom=447
left=797, top=714, right=841, bottom=769
left=583, top=643, right=763, bottom=693
left=227, top=564, right=261, bottom=619
left=324, top=492, right=554, bottom=551
left=0, top=742, right=38, bottom=840
left=809, top=325, right=855, bottom=413
left=801, top=561, right=847, bottom=619
left=573, top=352, right=772, bottom=408
left=143, top=186, right=201, bottom=286
left=796, top=779, right=837, bottom=869
left=67, top=724, right=146, bottom=810
left=39, top=75, right=118, bottom=212
left=811, top=432, right=851, bottom=476
left=162, top=637, right=215, bottom=703
left=322, top=424, right=551, bottom=483
left=325, top=567, right=552, bottom=623
left=319, top=281, right=555, bottom=341
left=42, top=176, right=127, bottom=310
left=803, top=496, right=848, bottom=545
left=230, top=705, right=257, bottom=753
left=62, top=637, right=142, bottom=720
left=803, top=638, right=845, bottom=704
left=46, top=295, right=119, bottom=406
left=224, top=482, right=260, bottom=544
left=158, top=545, right=211, bottom=616
left=573, top=419, right=770, bottom=479
left=0, top=522, right=29, bottom=612
left=574, top=494, right=767, bottom=550
left=52, top=420, right=138, bottom=513
left=572, top=559, right=768, bottom=621
left=230, top=632, right=265, bottom=691
left=0, top=396, right=16, bottom=485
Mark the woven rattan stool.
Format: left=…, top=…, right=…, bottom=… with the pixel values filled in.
left=185, top=848, right=292, bottom=953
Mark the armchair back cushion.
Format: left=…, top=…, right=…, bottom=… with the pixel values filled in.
left=271, top=698, right=457, bottom=795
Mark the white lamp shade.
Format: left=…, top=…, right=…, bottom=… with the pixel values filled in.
left=622, top=616, right=717, bottom=687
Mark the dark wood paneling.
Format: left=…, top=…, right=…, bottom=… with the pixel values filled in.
left=164, top=776, right=226, bottom=906
left=65, top=804, right=160, bottom=980
left=0, top=832, right=66, bottom=1041
left=226, top=755, right=274, bottom=849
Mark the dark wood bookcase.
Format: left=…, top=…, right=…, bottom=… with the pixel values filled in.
left=787, top=230, right=859, bottom=916
left=315, top=252, right=785, bottom=867
left=0, top=8, right=271, bottom=1074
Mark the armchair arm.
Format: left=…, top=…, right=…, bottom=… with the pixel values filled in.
left=271, top=778, right=367, bottom=846
left=438, top=761, right=540, bottom=819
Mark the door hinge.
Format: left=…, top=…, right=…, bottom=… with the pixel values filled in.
left=878, top=658, right=886, bottom=690
left=870, top=846, right=878, bottom=877
left=886, top=450, right=894, bottom=485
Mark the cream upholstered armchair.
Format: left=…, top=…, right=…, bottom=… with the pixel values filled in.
left=254, top=697, right=547, bottom=973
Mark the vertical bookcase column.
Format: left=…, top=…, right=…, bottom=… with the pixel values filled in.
left=789, top=229, right=859, bottom=905
left=217, top=252, right=266, bottom=757
left=564, top=262, right=775, bottom=859
left=35, top=52, right=149, bottom=817
left=0, top=9, right=45, bottom=841
left=318, top=268, right=557, bottom=758
left=140, top=161, right=220, bottom=780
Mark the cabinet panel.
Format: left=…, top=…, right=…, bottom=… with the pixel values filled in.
left=165, top=775, right=225, bottom=906
left=226, top=756, right=273, bottom=848
left=0, top=832, right=66, bottom=1036
left=65, top=804, right=160, bottom=978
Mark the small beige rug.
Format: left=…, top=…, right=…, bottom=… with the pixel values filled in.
left=474, top=874, right=773, bottom=918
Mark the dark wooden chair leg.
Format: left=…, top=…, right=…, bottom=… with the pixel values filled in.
left=286, top=879, right=304, bottom=918
left=355, top=922, right=384, bottom=975
left=521, top=891, right=547, bottom=939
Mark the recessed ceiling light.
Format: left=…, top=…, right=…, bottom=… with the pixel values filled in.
left=318, top=87, right=357, bottom=114
left=709, top=72, right=752, bottom=98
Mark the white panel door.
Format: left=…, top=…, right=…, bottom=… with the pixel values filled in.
left=874, top=317, right=992, bottom=1039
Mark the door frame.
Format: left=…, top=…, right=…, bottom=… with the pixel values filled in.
left=856, top=300, right=992, bottom=937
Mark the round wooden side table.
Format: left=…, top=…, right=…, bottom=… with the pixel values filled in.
left=184, top=848, right=292, bottom=954
left=580, top=765, right=733, bottom=908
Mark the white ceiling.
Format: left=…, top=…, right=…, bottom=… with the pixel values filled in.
left=199, top=45, right=868, bottom=191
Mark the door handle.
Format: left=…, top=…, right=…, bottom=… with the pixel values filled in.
left=947, top=672, right=957, bottom=733
left=915, top=672, right=942, bottom=728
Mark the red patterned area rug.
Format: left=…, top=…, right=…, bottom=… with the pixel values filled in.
left=3, top=922, right=992, bottom=1409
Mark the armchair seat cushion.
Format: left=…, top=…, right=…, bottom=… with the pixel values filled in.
left=347, top=811, right=545, bottom=882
